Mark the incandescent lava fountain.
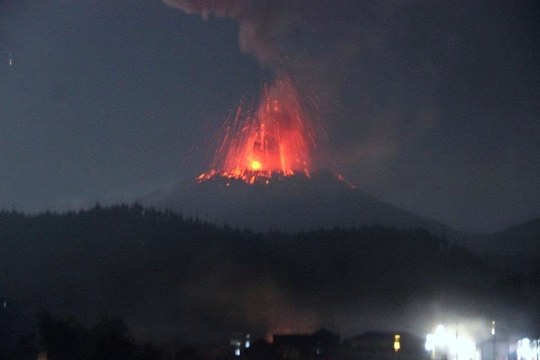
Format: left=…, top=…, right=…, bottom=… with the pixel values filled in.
left=198, top=75, right=319, bottom=184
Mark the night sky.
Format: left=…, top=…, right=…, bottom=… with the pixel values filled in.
left=1, top=0, right=539, bottom=233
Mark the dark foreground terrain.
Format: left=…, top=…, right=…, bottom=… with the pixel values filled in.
left=1, top=205, right=539, bottom=358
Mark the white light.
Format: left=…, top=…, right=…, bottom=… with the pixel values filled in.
left=454, top=335, right=476, bottom=360
left=425, top=334, right=434, bottom=351
left=519, top=338, right=532, bottom=360
left=434, top=325, right=447, bottom=346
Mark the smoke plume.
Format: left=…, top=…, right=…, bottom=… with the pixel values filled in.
left=161, top=0, right=435, bottom=121
left=162, top=0, right=377, bottom=73
left=163, top=0, right=279, bottom=66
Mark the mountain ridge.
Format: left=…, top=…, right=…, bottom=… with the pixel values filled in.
left=144, top=170, right=451, bottom=234
left=142, top=170, right=540, bottom=256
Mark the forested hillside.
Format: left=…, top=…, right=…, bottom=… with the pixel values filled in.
left=1, top=205, right=538, bottom=347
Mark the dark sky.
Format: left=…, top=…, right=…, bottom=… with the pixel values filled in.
left=1, top=0, right=539, bottom=233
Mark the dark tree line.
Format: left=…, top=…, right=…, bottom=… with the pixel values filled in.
left=1, top=204, right=539, bottom=351
left=39, top=313, right=161, bottom=360
left=0, top=204, right=528, bottom=306
left=0, top=312, right=208, bottom=360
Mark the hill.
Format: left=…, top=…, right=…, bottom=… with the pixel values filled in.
left=1, top=205, right=537, bottom=344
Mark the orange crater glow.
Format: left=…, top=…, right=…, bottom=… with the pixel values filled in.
left=198, top=75, right=318, bottom=184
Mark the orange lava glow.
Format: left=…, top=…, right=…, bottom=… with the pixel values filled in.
left=198, top=75, right=317, bottom=184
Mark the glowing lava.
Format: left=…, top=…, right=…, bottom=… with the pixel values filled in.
left=199, top=75, right=318, bottom=184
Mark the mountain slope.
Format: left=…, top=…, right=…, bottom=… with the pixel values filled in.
left=492, top=218, right=540, bottom=254
left=144, top=170, right=451, bottom=235
left=457, top=218, right=540, bottom=257
left=143, top=171, right=540, bottom=256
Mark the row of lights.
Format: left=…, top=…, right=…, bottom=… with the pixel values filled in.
left=517, top=338, right=540, bottom=360
left=231, top=334, right=251, bottom=356
left=425, top=325, right=478, bottom=360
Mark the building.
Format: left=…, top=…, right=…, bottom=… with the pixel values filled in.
left=273, top=328, right=340, bottom=360
left=343, top=331, right=429, bottom=360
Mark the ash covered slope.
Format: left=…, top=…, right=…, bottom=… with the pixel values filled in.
left=145, top=170, right=451, bottom=235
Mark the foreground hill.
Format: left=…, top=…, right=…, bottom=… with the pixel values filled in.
left=1, top=205, right=538, bottom=345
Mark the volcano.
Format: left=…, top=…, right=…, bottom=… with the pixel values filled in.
left=144, top=170, right=450, bottom=234
left=145, top=75, right=450, bottom=234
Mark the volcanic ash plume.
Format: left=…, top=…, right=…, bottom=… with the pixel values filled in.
left=199, top=75, right=318, bottom=183
left=163, top=0, right=280, bottom=65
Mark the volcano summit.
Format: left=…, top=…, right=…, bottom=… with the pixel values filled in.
left=145, top=170, right=449, bottom=234
left=198, top=75, right=318, bottom=184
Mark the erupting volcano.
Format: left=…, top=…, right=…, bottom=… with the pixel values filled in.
left=198, top=75, right=317, bottom=184
left=144, top=75, right=448, bottom=235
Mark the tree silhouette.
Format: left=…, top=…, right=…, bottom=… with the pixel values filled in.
left=39, top=312, right=162, bottom=360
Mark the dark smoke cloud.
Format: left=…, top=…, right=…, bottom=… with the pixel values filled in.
left=163, top=0, right=279, bottom=66
left=161, top=0, right=442, bottom=111
left=162, top=0, right=387, bottom=71
left=162, top=0, right=440, bottom=175
left=161, top=0, right=400, bottom=135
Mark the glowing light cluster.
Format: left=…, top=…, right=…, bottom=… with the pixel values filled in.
left=425, top=324, right=477, bottom=360
left=394, top=334, right=401, bottom=352
left=198, top=75, right=317, bottom=184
